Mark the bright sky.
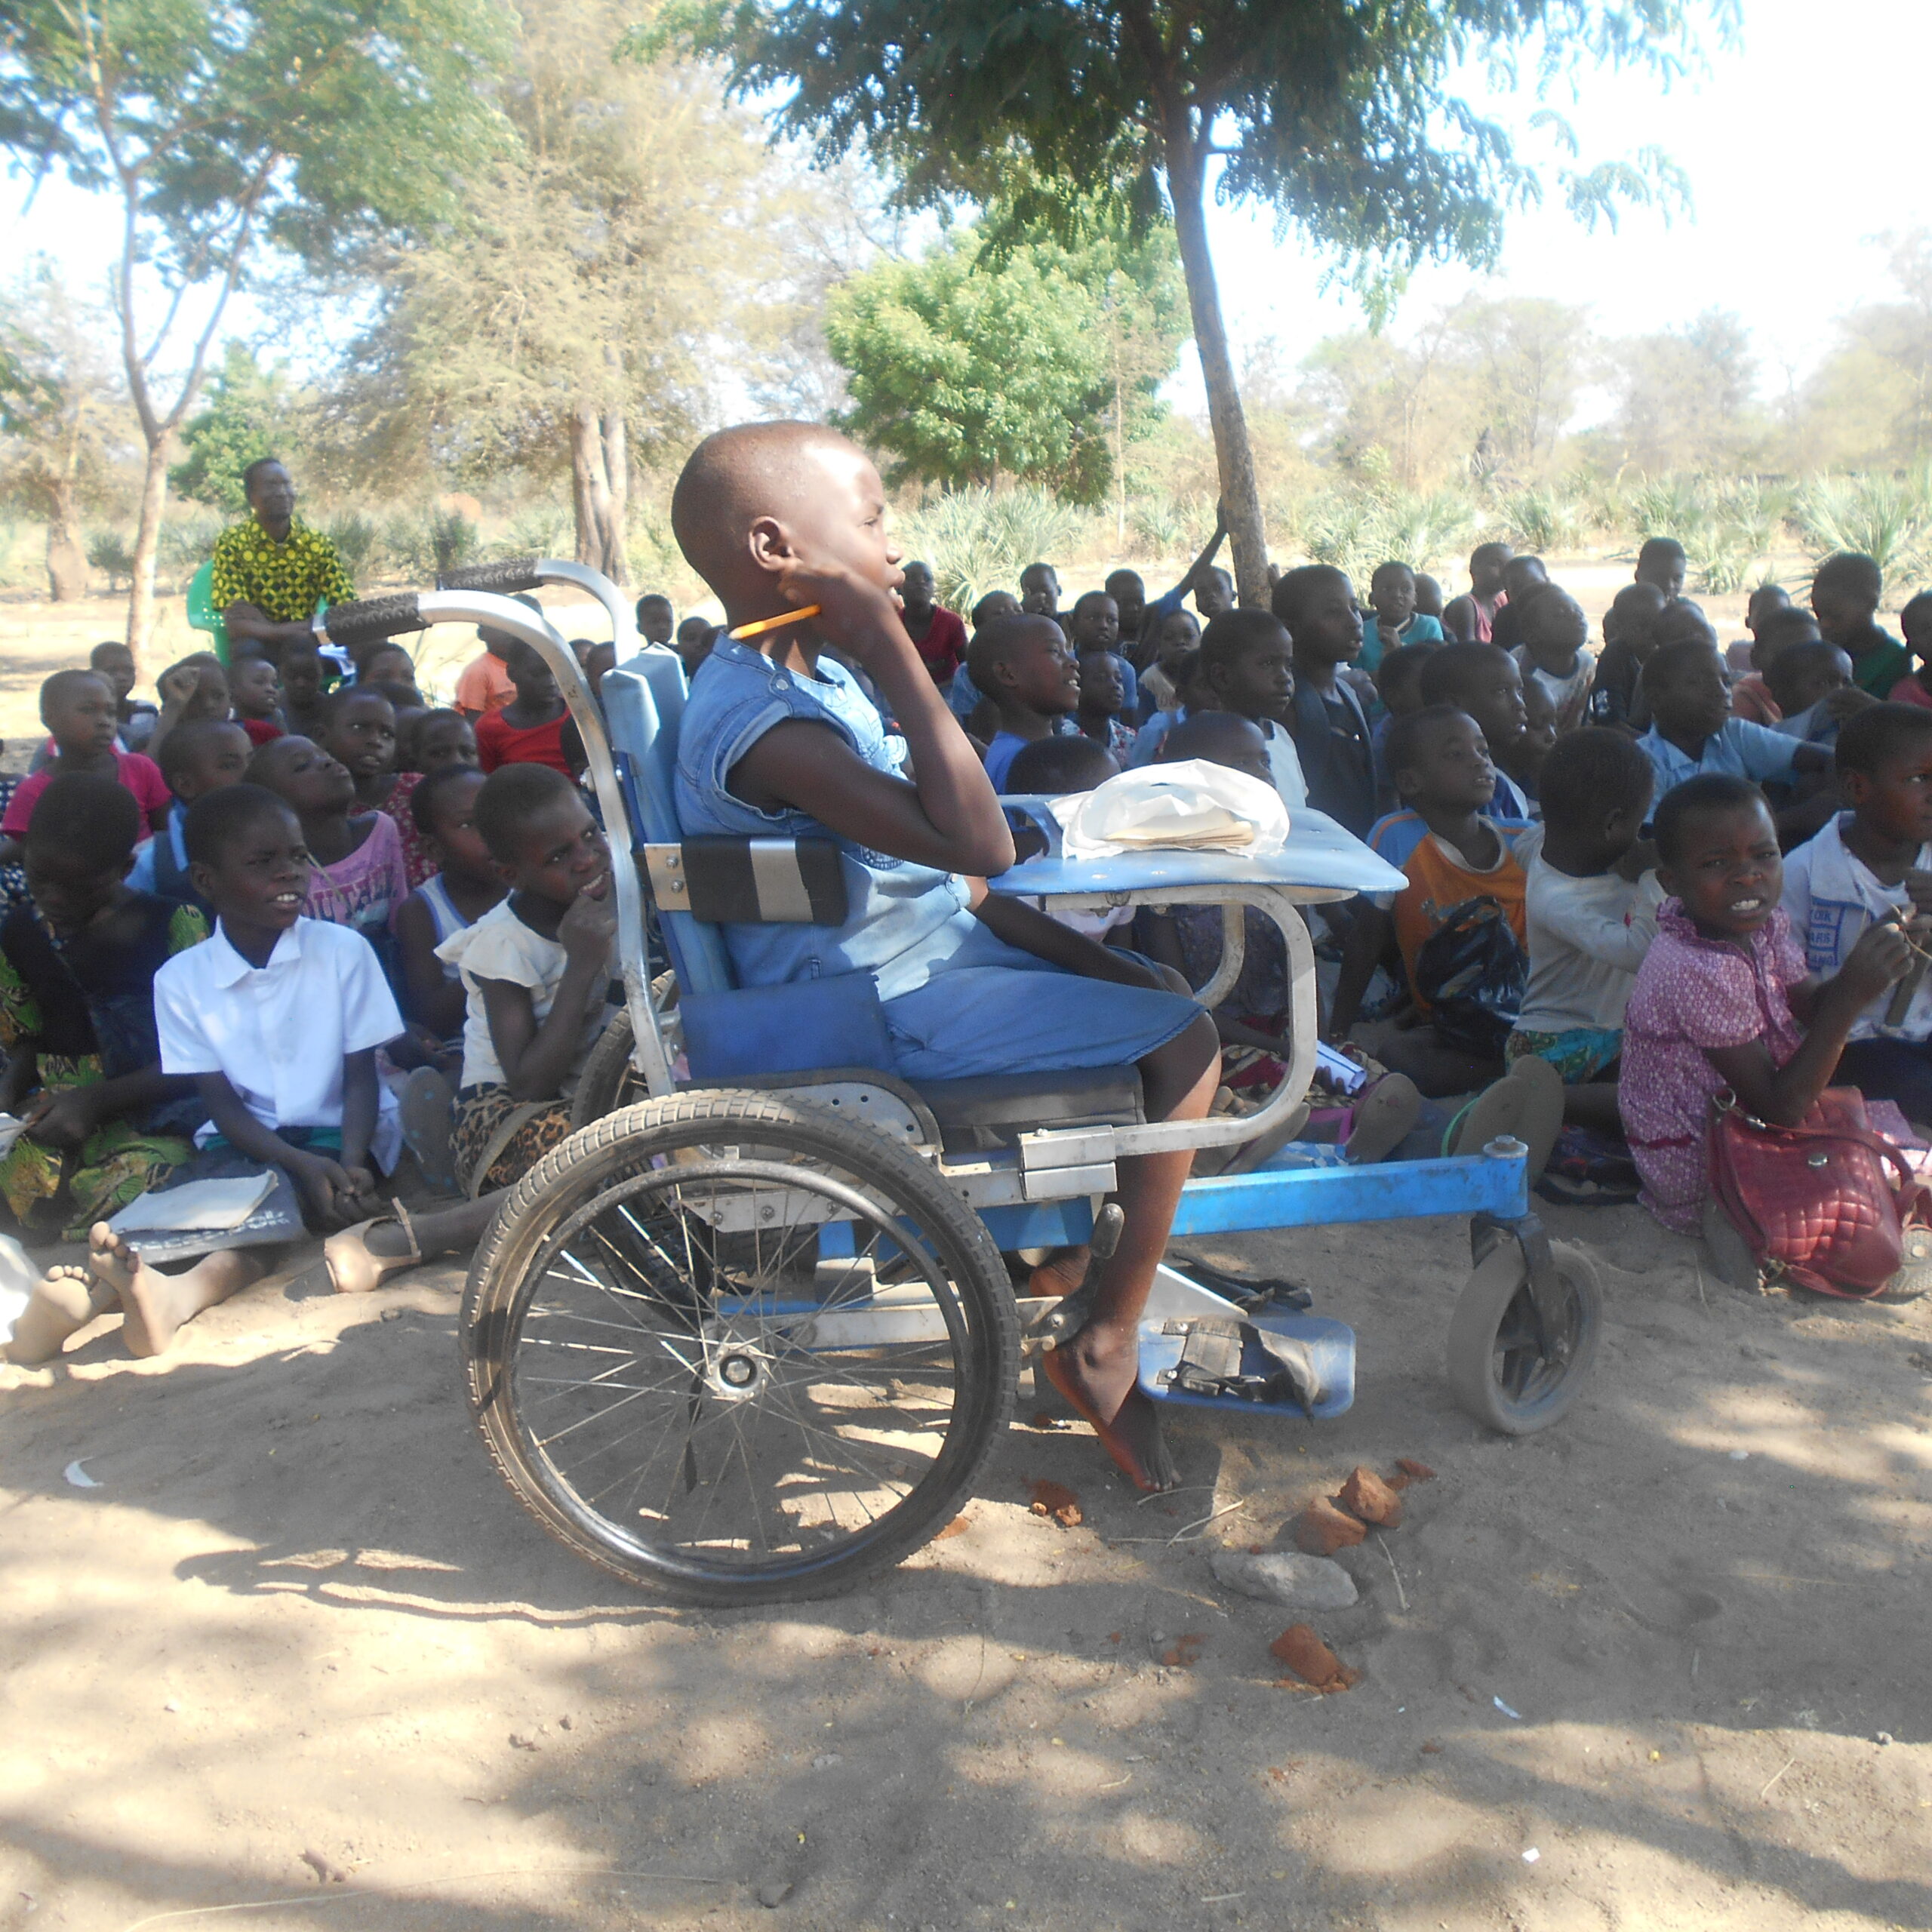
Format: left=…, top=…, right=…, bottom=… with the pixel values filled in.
left=6, top=0, right=1927, bottom=411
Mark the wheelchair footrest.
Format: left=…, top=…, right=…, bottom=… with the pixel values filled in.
left=1137, top=1310, right=1355, bottom=1420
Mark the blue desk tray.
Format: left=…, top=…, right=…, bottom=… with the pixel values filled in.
left=987, top=796, right=1404, bottom=900
left=1137, top=1309, right=1356, bottom=1420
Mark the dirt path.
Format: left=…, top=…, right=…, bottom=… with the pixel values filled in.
left=4, top=1203, right=1929, bottom=1931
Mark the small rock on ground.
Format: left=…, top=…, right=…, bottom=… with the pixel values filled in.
left=1211, top=1548, right=1359, bottom=1611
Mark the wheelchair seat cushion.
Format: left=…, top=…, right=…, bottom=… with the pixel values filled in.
left=915, top=1066, right=1146, bottom=1154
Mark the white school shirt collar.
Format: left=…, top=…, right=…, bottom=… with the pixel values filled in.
left=205, top=918, right=304, bottom=989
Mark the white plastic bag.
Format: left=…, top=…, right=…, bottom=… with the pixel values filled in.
left=0, top=1232, right=35, bottom=1349
left=1050, top=758, right=1289, bottom=860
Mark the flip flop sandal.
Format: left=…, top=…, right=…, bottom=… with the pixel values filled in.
left=1506, top=1054, right=1567, bottom=1178
left=325, top=1201, right=423, bottom=1296
left=1343, top=1072, right=1423, bottom=1165
left=400, top=1066, right=459, bottom=1194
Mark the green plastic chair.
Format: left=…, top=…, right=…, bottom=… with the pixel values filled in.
left=186, top=558, right=230, bottom=665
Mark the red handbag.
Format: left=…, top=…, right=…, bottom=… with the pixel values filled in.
left=1709, top=1087, right=1928, bottom=1299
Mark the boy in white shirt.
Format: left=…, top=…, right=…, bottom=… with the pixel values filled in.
left=1780, top=703, right=1932, bottom=1121
left=1506, top=729, right=1663, bottom=1134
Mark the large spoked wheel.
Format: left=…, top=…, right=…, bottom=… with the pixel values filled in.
left=463, top=1090, right=1017, bottom=1604
left=1446, top=1235, right=1602, bottom=1435
left=570, top=984, right=678, bottom=1132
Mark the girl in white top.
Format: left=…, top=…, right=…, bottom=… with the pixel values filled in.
left=392, top=766, right=506, bottom=1050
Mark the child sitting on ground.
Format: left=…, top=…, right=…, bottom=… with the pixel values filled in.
left=1359, top=561, right=1444, bottom=673
left=1004, top=734, right=1128, bottom=931
left=277, top=645, right=330, bottom=743
left=1268, top=568, right=1365, bottom=828
left=1512, top=586, right=1595, bottom=732
left=128, top=718, right=252, bottom=909
left=1331, top=704, right=1531, bottom=1097
left=1371, top=641, right=1438, bottom=806
left=1186, top=604, right=1308, bottom=811
left=1066, top=590, right=1138, bottom=715
left=393, top=765, right=505, bottom=1046
left=227, top=654, right=285, bottom=746
left=1780, top=703, right=1932, bottom=1122
left=357, top=643, right=423, bottom=705
left=667, top=421, right=1217, bottom=1493
left=1075, top=650, right=1136, bottom=761
left=1487, top=554, right=1550, bottom=656
left=945, top=590, right=1024, bottom=721
left=1635, top=536, right=1687, bottom=605
left=454, top=614, right=525, bottom=720
left=389, top=709, right=481, bottom=888
left=1621, top=774, right=1909, bottom=1234
left=1766, top=638, right=1869, bottom=746
left=1635, top=638, right=1828, bottom=840
left=248, top=734, right=409, bottom=949
left=0, top=670, right=171, bottom=864
left=1588, top=583, right=1669, bottom=731
left=635, top=592, right=675, bottom=648
left=1442, top=541, right=1512, bottom=644
left=0, top=776, right=207, bottom=1270
left=1884, top=592, right=1932, bottom=711
left=144, top=653, right=231, bottom=765
left=1137, top=607, right=1201, bottom=723
left=971, top=614, right=1081, bottom=790
left=475, top=641, right=581, bottom=778
left=318, top=686, right=400, bottom=814
left=1730, top=605, right=1823, bottom=724
left=1812, top=552, right=1907, bottom=697
left=50, top=783, right=413, bottom=1356
left=1417, top=641, right=1535, bottom=820
left=1737, top=583, right=1791, bottom=663
left=1507, top=730, right=1660, bottom=1134
left=91, top=641, right=158, bottom=753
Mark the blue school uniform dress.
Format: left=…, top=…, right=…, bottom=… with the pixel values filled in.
left=1635, top=718, right=1798, bottom=798
left=673, top=637, right=1200, bottom=1084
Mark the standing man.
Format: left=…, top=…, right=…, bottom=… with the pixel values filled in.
left=209, top=458, right=356, bottom=664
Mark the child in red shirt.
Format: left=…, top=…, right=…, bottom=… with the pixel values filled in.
left=474, top=643, right=581, bottom=777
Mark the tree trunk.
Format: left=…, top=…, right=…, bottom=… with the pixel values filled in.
left=1164, top=128, right=1269, bottom=608
left=125, top=440, right=173, bottom=668
left=45, top=478, right=88, bottom=601
left=600, top=408, right=630, bottom=585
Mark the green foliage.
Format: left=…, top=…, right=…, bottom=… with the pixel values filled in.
left=1499, top=485, right=1583, bottom=554
left=892, top=488, right=1088, bottom=613
left=384, top=507, right=481, bottom=584
left=168, top=346, right=304, bottom=513
left=155, top=512, right=224, bottom=583
left=823, top=206, right=1186, bottom=504
left=321, top=511, right=381, bottom=586
left=1793, top=471, right=1932, bottom=581
left=1130, top=491, right=1217, bottom=562
left=86, top=528, right=133, bottom=589
left=1290, top=485, right=1477, bottom=586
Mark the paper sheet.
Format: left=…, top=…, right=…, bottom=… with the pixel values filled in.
left=109, top=1173, right=276, bottom=1235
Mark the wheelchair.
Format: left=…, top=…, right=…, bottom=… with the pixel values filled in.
left=318, top=563, right=1603, bottom=1608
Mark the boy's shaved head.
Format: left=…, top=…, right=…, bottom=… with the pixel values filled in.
left=670, top=421, right=871, bottom=596
left=966, top=613, right=1062, bottom=690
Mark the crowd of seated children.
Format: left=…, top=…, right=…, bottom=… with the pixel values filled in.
left=1620, top=774, right=1910, bottom=1235
left=1764, top=638, right=1866, bottom=747
left=1587, top=582, right=1669, bottom=728
left=1358, top=561, right=1444, bottom=672
left=1507, top=729, right=1659, bottom=1135
left=1269, top=568, right=1366, bottom=829
left=1417, top=642, right=1535, bottom=819
left=1730, top=603, right=1824, bottom=724
left=0, top=776, right=208, bottom=1257
left=2, top=669, right=171, bottom=865
left=1442, top=540, right=1512, bottom=644
left=144, top=653, right=232, bottom=767
left=128, top=718, right=252, bottom=912
left=389, top=709, right=479, bottom=888
left=1886, top=592, right=1932, bottom=710
left=971, top=614, right=1082, bottom=790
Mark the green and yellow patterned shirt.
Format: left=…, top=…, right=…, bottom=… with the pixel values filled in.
left=208, top=515, right=355, bottom=624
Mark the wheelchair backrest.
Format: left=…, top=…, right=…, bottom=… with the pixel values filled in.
left=601, top=652, right=737, bottom=997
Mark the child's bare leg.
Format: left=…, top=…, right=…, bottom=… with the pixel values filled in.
left=2, top=1263, right=115, bottom=1365
left=362, top=1195, right=499, bottom=1261
left=1562, top=1082, right=1624, bottom=1135
left=1376, top=1029, right=1503, bottom=1099
left=87, top=1225, right=272, bottom=1358
left=1042, top=1013, right=1219, bottom=1492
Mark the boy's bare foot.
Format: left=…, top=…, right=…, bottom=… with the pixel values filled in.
left=2, top=1264, right=109, bottom=1365
left=1028, top=1244, right=1091, bottom=1300
left=88, top=1224, right=180, bottom=1358
left=1041, top=1323, right=1177, bottom=1493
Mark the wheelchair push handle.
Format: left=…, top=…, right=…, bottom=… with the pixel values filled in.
left=317, top=592, right=429, bottom=652
left=438, top=555, right=544, bottom=595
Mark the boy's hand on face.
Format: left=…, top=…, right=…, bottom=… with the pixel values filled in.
left=558, top=872, right=618, bottom=964
left=1820, top=688, right=1879, bottom=724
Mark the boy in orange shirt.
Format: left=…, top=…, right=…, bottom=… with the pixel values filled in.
left=1328, top=703, right=1531, bottom=1096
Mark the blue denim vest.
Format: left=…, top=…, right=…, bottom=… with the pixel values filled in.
left=672, top=636, right=978, bottom=998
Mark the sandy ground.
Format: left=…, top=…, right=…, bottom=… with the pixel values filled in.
left=4, top=1195, right=1931, bottom=1932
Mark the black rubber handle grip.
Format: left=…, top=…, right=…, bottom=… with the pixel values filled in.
left=321, top=593, right=427, bottom=650
left=437, top=555, right=543, bottom=594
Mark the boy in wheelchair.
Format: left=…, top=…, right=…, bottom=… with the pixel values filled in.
left=667, top=422, right=1222, bottom=1491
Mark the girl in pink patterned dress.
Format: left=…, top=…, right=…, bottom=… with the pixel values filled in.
left=1621, top=774, right=1910, bottom=1232
left=387, top=709, right=479, bottom=889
